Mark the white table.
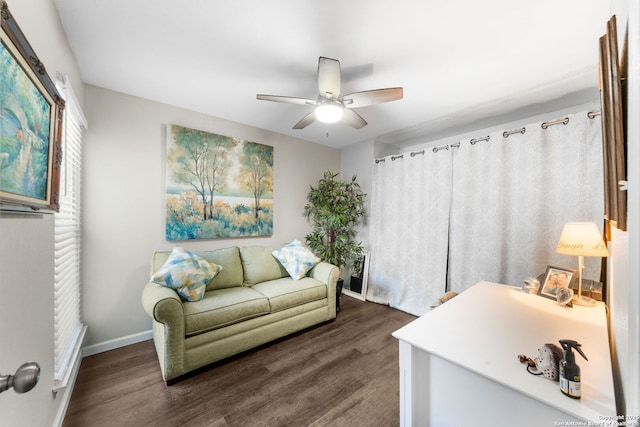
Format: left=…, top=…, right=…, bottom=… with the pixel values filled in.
left=392, top=281, right=617, bottom=427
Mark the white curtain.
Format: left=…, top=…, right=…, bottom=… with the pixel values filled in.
left=448, top=112, right=604, bottom=293
left=367, top=149, right=453, bottom=315
left=367, top=111, right=604, bottom=315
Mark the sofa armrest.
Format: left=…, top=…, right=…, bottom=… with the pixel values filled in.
left=141, top=281, right=184, bottom=325
left=310, top=261, right=339, bottom=296
left=308, top=261, right=339, bottom=285
left=142, top=282, right=187, bottom=381
left=309, top=262, right=339, bottom=317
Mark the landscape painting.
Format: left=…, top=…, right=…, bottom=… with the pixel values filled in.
left=0, top=14, right=62, bottom=211
left=165, top=124, right=273, bottom=240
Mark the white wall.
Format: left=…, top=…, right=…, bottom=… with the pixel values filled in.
left=625, top=0, right=640, bottom=415
left=341, top=139, right=400, bottom=252
left=0, top=0, right=83, bottom=426
left=341, top=139, right=373, bottom=251
left=81, top=85, right=340, bottom=350
left=609, top=0, right=640, bottom=417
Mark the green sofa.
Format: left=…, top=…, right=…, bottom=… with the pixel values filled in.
left=141, top=245, right=339, bottom=383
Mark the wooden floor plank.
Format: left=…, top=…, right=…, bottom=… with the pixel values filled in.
left=62, top=296, right=416, bottom=427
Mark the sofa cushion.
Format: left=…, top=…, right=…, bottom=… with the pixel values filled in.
left=240, top=246, right=288, bottom=285
left=272, top=239, right=321, bottom=280
left=251, top=277, right=327, bottom=313
left=195, top=247, right=244, bottom=291
left=183, top=287, right=270, bottom=336
left=152, top=247, right=243, bottom=291
left=151, top=246, right=222, bottom=302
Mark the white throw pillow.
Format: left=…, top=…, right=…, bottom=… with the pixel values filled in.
left=151, top=246, right=222, bottom=301
left=272, top=239, right=321, bottom=280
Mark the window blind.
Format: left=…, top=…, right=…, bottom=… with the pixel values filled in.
left=54, top=75, right=87, bottom=389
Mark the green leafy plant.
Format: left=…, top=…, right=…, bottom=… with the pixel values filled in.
left=304, top=171, right=366, bottom=275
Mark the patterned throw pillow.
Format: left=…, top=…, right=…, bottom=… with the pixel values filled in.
left=272, top=239, right=321, bottom=280
left=151, top=246, right=222, bottom=301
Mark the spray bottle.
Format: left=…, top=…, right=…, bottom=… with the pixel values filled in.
left=559, top=339, right=588, bottom=399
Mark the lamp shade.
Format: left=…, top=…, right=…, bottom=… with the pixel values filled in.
left=556, top=222, right=609, bottom=257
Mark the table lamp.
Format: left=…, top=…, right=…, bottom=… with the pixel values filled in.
left=556, top=222, right=609, bottom=306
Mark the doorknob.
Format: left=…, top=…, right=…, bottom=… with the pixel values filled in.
left=0, top=362, right=40, bottom=394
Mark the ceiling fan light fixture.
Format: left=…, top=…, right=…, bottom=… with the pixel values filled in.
left=315, top=103, right=343, bottom=124
left=257, top=57, right=402, bottom=130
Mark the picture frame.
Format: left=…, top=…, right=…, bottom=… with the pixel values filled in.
left=1, top=1, right=64, bottom=212
left=599, top=15, right=627, bottom=232
left=165, top=124, right=273, bottom=240
left=343, top=252, right=369, bottom=301
left=538, top=265, right=577, bottom=300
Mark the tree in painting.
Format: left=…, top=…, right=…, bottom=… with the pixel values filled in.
left=236, top=142, right=273, bottom=220
left=167, top=126, right=237, bottom=221
left=165, top=125, right=273, bottom=240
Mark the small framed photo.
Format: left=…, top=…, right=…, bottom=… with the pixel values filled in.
left=539, top=266, right=577, bottom=300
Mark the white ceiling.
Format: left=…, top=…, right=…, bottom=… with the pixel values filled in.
left=53, top=0, right=611, bottom=149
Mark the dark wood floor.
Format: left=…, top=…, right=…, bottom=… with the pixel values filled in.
left=62, top=295, right=416, bottom=427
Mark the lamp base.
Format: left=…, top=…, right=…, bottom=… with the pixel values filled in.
left=573, top=294, right=597, bottom=307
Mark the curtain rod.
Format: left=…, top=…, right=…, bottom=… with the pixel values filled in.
left=373, top=110, right=602, bottom=164
left=475, top=111, right=599, bottom=143
left=433, top=142, right=460, bottom=153
left=375, top=149, right=426, bottom=163
left=541, top=117, right=569, bottom=129
left=470, top=136, right=490, bottom=145
left=503, top=127, right=526, bottom=138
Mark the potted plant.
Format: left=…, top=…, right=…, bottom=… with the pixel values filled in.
left=303, top=170, right=367, bottom=311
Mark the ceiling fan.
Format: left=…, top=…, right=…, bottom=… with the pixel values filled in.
left=257, top=57, right=403, bottom=130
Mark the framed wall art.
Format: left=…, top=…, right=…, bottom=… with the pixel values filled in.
left=165, top=124, right=273, bottom=240
left=0, top=1, right=64, bottom=212
left=599, top=14, right=627, bottom=232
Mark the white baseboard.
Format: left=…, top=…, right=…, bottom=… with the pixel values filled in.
left=82, top=330, right=153, bottom=357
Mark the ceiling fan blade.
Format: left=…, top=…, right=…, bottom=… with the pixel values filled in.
left=256, top=94, right=316, bottom=105
left=342, top=87, right=403, bottom=108
left=293, top=111, right=317, bottom=130
left=341, top=108, right=367, bottom=129
left=318, top=57, right=341, bottom=99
